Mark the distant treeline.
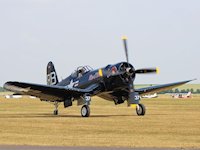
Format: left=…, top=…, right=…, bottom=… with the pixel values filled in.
left=159, top=88, right=200, bottom=94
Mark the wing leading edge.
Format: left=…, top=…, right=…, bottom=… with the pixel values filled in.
left=136, top=79, right=196, bottom=96
left=3, top=81, right=94, bottom=102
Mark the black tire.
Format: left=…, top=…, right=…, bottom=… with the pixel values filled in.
left=54, top=110, right=58, bottom=115
left=81, top=105, right=90, bottom=117
left=136, top=104, right=146, bottom=116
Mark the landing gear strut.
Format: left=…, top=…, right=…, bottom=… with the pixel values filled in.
left=53, top=102, right=59, bottom=115
left=136, top=103, right=146, bottom=116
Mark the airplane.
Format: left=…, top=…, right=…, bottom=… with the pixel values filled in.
left=141, top=93, right=158, bottom=98
left=3, top=36, right=195, bottom=117
left=4, top=94, right=36, bottom=99
left=171, top=92, right=192, bottom=99
left=5, top=94, right=22, bottom=99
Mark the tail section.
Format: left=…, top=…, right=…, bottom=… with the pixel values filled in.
left=47, top=61, right=59, bottom=85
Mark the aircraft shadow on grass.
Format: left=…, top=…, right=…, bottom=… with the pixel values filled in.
left=0, top=113, right=169, bottom=119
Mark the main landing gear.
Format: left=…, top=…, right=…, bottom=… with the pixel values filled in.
left=51, top=94, right=91, bottom=117
left=81, top=105, right=90, bottom=117
left=136, top=103, right=146, bottom=116
left=80, top=94, right=91, bottom=117
left=51, top=97, right=144, bottom=117
left=53, top=102, right=59, bottom=115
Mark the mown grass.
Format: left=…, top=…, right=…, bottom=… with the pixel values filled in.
left=0, top=95, right=199, bottom=148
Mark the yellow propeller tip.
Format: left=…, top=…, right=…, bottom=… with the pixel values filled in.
left=156, top=67, right=160, bottom=74
left=121, top=36, right=128, bottom=40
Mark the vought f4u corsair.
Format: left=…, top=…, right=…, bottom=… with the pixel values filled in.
left=4, top=37, right=194, bottom=117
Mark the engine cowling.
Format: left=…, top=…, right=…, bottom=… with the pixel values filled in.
left=118, top=62, right=135, bottom=81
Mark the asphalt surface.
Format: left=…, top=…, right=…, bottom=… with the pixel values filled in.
left=0, top=146, right=199, bottom=150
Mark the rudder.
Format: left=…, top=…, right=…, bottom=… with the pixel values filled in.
left=47, top=61, right=59, bottom=85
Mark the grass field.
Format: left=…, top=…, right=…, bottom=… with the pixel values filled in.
left=0, top=95, right=200, bottom=148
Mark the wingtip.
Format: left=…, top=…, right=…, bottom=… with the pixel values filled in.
left=189, top=78, right=197, bottom=82
left=3, top=81, right=18, bottom=89
left=3, top=82, right=11, bottom=90
left=182, top=78, right=197, bottom=84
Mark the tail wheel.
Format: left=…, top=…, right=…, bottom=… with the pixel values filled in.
left=81, top=105, right=90, bottom=117
left=136, top=104, right=146, bottom=116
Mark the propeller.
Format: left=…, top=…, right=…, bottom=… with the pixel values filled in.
left=135, top=68, right=159, bottom=74
left=121, top=36, right=136, bottom=105
left=122, top=36, right=129, bottom=63
left=121, top=36, right=158, bottom=106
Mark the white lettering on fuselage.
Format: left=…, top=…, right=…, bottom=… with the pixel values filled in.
left=88, top=72, right=100, bottom=81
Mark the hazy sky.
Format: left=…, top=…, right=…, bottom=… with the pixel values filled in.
left=0, top=0, right=199, bottom=86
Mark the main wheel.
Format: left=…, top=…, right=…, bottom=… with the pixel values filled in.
left=136, top=104, right=146, bottom=116
left=54, top=110, right=58, bottom=115
left=81, top=105, right=90, bottom=117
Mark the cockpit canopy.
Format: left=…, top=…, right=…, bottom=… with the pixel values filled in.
left=71, top=66, right=93, bottom=78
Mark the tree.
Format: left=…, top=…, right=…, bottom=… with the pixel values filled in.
left=196, top=89, right=200, bottom=94
left=181, top=89, right=186, bottom=93
left=174, top=88, right=179, bottom=93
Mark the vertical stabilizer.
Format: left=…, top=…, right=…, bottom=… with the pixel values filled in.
left=47, top=61, right=59, bottom=85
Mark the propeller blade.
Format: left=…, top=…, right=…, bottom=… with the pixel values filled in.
left=122, top=36, right=129, bottom=63
left=135, top=67, right=159, bottom=74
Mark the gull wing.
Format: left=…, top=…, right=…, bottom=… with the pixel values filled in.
left=136, top=79, right=195, bottom=96
left=3, top=81, right=92, bottom=102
